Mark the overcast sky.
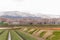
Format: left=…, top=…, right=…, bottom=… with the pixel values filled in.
left=0, top=0, right=60, bottom=16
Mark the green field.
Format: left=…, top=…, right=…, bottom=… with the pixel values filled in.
left=46, top=30, right=60, bottom=40
left=10, top=30, right=22, bottom=40
left=0, top=30, right=8, bottom=40
left=0, top=29, right=37, bottom=40
left=0, top=27, right=60, bottom=40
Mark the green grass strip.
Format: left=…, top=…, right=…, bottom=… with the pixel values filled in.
left=40, top=31, right=46, bottom=37
left=15, top=30, right=37, bottom=40
left=0, top=30, right=5, bottom=35
left=51, top=31, right=60, bottom=40
left=10, top=30, right=22, bottom=40
left=0, top=30, right=8, bottom=40
left=46, top=31, right=60, bottom=40
left=29, top=29, right=37, bottom=34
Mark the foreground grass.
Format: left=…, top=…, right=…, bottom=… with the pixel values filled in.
left=51, top=31, right=60, bottom=40
left=40, top=31, right=46, bottom=37
left=0, top=30, right=4, bottom=33
left=10, top=30, right=22, bottom=40
left=0, top=30, right=5, bottom=35
left=15, top=30, right=37, bottom=40
left=46, top=30, right=60, bottom=40
left=29, top=29, right=37, bottom=34
left=0, top=30, right=8, bottom=40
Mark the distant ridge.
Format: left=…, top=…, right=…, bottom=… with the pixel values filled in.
left=0, top=11, right=41, bottom=19
left=0, top=11, right=60, bottom=19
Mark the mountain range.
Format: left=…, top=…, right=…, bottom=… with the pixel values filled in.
left=0, top=11, right=60, bottom=19
left=0, top=11, right=37, bottom=18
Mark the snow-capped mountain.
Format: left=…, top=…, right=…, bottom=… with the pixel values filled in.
left=0, top=11, right=60, bottom=19
left=34, top=13, right=50, bottom=18
left=34, top=13, right=60, bottom=18
left=0, top=11, right=38, bottom=18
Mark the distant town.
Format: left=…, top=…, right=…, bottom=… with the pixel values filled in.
left=0, top=17, right=60, bottom=25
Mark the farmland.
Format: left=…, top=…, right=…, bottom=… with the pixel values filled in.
left=0, top=26, right=60, bottom=40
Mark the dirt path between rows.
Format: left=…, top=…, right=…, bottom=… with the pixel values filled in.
left=0, top=27, right=60, bottom=30
left=36, top=27, right=60, bottom=30
left=8, top=32, right=11, bottom=40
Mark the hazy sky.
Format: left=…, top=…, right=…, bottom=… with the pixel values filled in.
left=0, top=0, right=60, bottom=15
